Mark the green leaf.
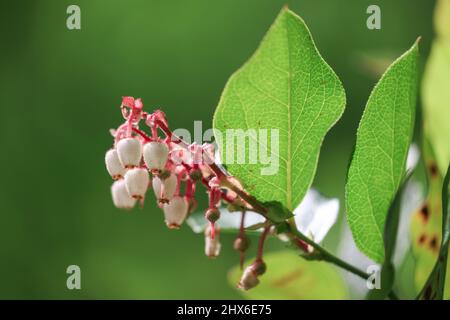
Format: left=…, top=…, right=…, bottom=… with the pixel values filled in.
left=228, top=251, right=348, bottom=299
left=264, top=201, right=294, bottom=222
left=410, top=141, right=450, bottom=299
left=412, top=141, right=450, bottom=299
left=434, top=0, right=450, bottom=40
left=345, top=41, right=419, bottom=263
left=395, top=249, right=419, bottom=299
left=422, top=0, right=450, bottom=175
left=416, top=164, right=450, bottom=299
left=213, top=7, right=345, bottom=211
left=367, top=174, right=411, bottom=300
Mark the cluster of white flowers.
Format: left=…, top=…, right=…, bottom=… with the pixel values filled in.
left=106, top=137, right=188, bottom=223
left=105, top=97, right=226, bottom=260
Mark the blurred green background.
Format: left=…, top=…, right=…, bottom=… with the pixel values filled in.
left=0, top=0, right=435, bottom=299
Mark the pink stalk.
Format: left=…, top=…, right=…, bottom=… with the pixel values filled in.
left=256, top=226, right=270, bottom=262
left=132, top=128, right=151, bottom=142
left=239, top=211, right=247, bottom=269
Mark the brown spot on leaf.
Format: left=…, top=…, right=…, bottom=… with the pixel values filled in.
left=429, top=235, right=439, bottom=252
left=429, top=162, right=438, bottom=178
left=271, top=269, right=303, bottom=288
left=418, top=234, right=427, bottom=245
left=419, top=204, right=430, bottom=222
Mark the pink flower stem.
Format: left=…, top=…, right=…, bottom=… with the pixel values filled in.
left=239, top=211, right=247, bottom=269
left=132, top=128, right=151, bottom=142
left=256, top=226, right=270, bottom=262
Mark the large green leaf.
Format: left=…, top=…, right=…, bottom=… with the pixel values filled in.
left=422, top=0, right=450, bottom=176
left=228, top=251, right=348, bottom=299
left=213, top=7, right=345, bottom=211
left=345, top=41, right=419, bottom=263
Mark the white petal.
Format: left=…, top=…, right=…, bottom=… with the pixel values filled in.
left=406, top=143, right=420, bottom=172
left=143, top=141, right=169, bottom=171
left=163, top=196, right=188, bottom=228
left=111, top=180, right=136, bottom=209
left=152, top=173, right=177, bottom=201
left=117, top=138, right=142, bottom=168
left=204, top=225, right=221, bottom=257
left=238, top=266, right=259, bottom=290
left=205, top=239, right=221, bottom=258
left=152, top=177, right=162, bottom=199
left=124, top=168, right=149, bottom=199
left=293, top=189, right=339, bottom=244
left=105, top=149, right=126, bottom=179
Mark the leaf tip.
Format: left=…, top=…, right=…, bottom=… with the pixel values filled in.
left=280, top=4, right=299, bottom=20
left=415, top=36, right=422, bottom=45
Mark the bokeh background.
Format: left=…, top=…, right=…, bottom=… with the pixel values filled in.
left=0, top=0, right=436, bottom=299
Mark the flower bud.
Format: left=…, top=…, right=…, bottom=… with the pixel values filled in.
left=233, top=235, right=250, bottom=252
left=117, top=137, right=142, bottom=168
left=238, top=266, right=260, bottom=291
left=111, top=180, right=136, bottom=209
left=205, top=207, right=220, bottom=223
left=204, top=224, right=221, bottom=258
left=251, top=260, right=267, bottom=276
left=143, top=141, right=169, bottom=172
left=163, top=196, right=188, bottom=229
left=152, top=173, right=177, bottom=203
left=105, top=149, right=126, bottom=180
left=124, top=168, right=149, bottom=199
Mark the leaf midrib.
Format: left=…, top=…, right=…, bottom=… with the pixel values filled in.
left=285, top=16, right=293, bottom=211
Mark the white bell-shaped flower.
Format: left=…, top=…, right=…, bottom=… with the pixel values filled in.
left=238, top=266, right=259, bottom=291
left=117, top=137, right=142, bottom=168
left=152, top=173, right=177, bottom=203
left=105, top=149, right=126, bottom=180
left=204, top=224, right=221, bottom=258
left=143, top=141, right=169, bottom=172
left=124, top=167, right=149, bottom=199
left=111, top=180, right=136, bottom=209
left=163, top=196, right=188, bottom=229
